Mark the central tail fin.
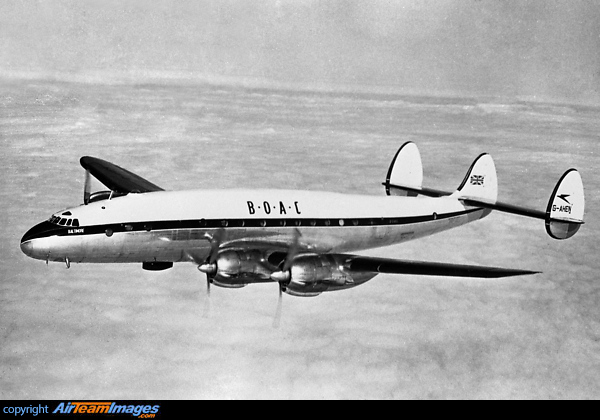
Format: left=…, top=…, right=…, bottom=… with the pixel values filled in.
left=450, top=153, right=498, bottom=204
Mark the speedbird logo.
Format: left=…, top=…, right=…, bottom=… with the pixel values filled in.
left=53, top=402, right=159, bottom=418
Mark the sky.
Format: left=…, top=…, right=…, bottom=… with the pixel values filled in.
left=1, top=0, right=600, bottom=104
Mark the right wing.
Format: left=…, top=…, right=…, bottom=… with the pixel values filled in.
left=346, top=255, right=539, bottom=278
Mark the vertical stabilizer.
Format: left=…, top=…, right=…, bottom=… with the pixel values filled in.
left=451, top=153, right=498, bottom=205
left=545, top=169, right=585, bottom=240
left=385, top=142, right=423, bottom=196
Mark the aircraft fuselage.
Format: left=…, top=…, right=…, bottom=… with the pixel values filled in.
left=20, top=189, right=488, bottom=265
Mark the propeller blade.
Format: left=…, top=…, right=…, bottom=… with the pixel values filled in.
left=270, top=229, right=303, bottom=282
left=202, top=274, right=211, bottom=318
left=282, top=228, right=302, bottom=272
left=83, top=170, right=92, bottom=205
left=208, top=228, right=225, bottom=264
left=272, top=283, right=283, bottom=329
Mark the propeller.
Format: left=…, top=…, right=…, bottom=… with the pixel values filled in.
left=198, top=228, right=225, bottom=297
left=270, top=228, right=302, bottom=328
left=270, top=228, right=302, bottom=282
left=197, top=228, right=226, bottom=298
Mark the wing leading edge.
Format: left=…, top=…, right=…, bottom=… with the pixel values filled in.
left=80, top=156, right=164, bottom=195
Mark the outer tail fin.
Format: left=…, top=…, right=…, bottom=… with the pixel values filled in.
left=384, top=142, right=450, bottom=198
left=450, top=153, right=498, bottom=205
left=384, top=142, right=423, bottom=197
left=545, top=169, right=585, bottom=239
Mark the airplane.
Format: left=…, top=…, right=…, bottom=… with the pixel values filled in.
left=20, top=142, right=585, bottom=302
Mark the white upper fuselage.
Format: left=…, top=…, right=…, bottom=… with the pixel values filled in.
left=21, top=189, right=488, bottom=264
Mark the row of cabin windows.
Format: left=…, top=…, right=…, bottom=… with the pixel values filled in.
left=49, top=215, right=80, bottom=227
left=206, top=219, right=364, bottom=228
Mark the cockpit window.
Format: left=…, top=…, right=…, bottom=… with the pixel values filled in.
left=49, top=214, right=79, bottom=227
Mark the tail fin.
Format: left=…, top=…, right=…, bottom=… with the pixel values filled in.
left=384, top=142, right=450, bottom=198
left=545, top=169, right=585, bottom=239
left=450, top=153, right=498, bottom=204
left=384, top=142, right=423, bottom=197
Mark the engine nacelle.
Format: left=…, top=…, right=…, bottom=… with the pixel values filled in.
left=284, top=254, right=378, bottom=296
left=211, top=249, right=272, bottom=288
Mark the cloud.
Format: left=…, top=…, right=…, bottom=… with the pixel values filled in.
left=2, top=80, right=599, bottom=399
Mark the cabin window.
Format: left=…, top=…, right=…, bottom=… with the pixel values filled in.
left=352, top=220, right=359, bottom=226
left=72, top=219, right=79, bottom=227
left=279, top=220, right=286, bottom=227
left=66, top=219, right=72, bottom=226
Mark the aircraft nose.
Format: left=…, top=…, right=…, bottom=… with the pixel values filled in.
left=20, top=239, right=34, bottom=257
left=20, top=221, right=59, bottom=259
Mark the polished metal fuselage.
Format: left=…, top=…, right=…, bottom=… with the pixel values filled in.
left=21, top=189, right=489, bottom=265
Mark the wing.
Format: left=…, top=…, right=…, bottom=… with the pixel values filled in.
left=80, top=156, right=164, bottom=194
left=346, top=255, right=539, bottom=278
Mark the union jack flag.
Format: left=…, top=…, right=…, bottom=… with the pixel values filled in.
left=470, top=175, right=485, bottom=185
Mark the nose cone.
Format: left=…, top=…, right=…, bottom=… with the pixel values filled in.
left=20, top=239, right=34, bottom=257
left=20, top=221, right=59, bottom=259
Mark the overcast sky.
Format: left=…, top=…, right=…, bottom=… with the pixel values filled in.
left=1, top=0, right=599, bottom=103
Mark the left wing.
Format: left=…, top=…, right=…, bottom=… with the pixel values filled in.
left=346, top=255, right=539, bottom=278
left=80, top=156, right=164, bottom=195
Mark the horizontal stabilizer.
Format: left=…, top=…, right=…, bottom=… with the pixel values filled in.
left=348, top=256, right=539, bottom=278
left=462, top=168, right=584, bottom=240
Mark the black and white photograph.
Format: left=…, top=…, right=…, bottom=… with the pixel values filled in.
left=1, top=0, right=599, bottom=400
